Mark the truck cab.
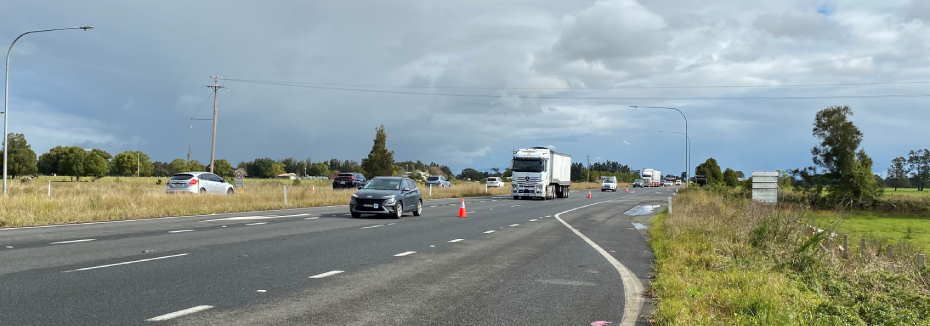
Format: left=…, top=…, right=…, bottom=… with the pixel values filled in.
left=511, top=147, right=571, bottom=200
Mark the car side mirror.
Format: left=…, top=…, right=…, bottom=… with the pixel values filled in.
left=403, top=187, right=410, bottom=191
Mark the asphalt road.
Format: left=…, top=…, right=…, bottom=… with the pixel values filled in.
left=0, top=187, right=676, bottom=325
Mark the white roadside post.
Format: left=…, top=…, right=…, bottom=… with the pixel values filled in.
left=485, top=181, right=488, bottom=194
left=668, top=197, right=672, bottom=214
left=283, top=185, right=288, bottom=208
left=47, top=180, right=51, bottom=198
left=429, top=184, right=432, bottom=198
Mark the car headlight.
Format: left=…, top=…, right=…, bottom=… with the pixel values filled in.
left=351, top=193, right=358, bottom=198
left=383, top=195, right=396, bottom=205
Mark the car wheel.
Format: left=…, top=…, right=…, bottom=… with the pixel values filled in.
left=199, top=188, right=206, bottom=194
left=513, top=196, right=519, bottom=200
left=351, top=212, right=361, bottom=218
left=393, top=201, right=403, bottom=219
left=413, top=200, right=422, bottom=216
left=227, top=188, right=234, bottom=195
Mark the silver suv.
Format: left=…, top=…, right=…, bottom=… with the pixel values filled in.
left=166, top=172, right=234, bottom=195
left=425, top=175, right=451, bottom=188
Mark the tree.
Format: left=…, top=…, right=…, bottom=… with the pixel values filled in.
left=736, top=171, right=745, bottom=179
left=428, top=166, right=444, bottom=177
left=111, top=151, right=154, bottom=176
left=188, top=160, right=206, bottom=172
left=210, top=159, right=234, bottom=177
left=1, top=133, right=37, bottom=178
left=38, top=146, right=66, bottom=176
left=91, top=148, right=112, bottom=161
left=307, top=162, right=331, bottom=177
left=457, top=168, right=484, bottom=181
left=269, top=162, right=286, bottom=176
left=695, top=158, right=724, bottom=185
left=360, top=124, right=395, bottom=178
left=59, top=146, right=87, bottom=181
left=503, top=167, right=513, bottom=178
left=248, top=158, right=276, bottom=178
left=84, top=153, right=109, bottom=178
left=887, top=156, right=911, bottom=191
left=170, top=158, right=190, bottom=174
left=794, top=106, right=882, bottom=206
left=723, top=168, right=739, bottom=187
left=907, top=149, right=930, bottom=191
left=152, top=161, right=171, bottom=177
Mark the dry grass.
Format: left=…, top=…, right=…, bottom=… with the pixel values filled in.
left=0, top=178, right=603, bottom=228
left=650, top=189, right=930, bottom=325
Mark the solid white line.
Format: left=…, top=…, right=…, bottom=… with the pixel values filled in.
left=146, top=305, right=214, bottom=322
left=554, top=202, right=644, bottom=326
left=305, top=217, right=319, bottom=220
left=361, top=224, right=384, bottom=229
left=245, top=222, right=267, bottom=226
left=309, top=270, right=344, bottom=279
left=50, top=239, right=96, bottom=244
left=510, top=224, right=520, bottom=227
left=510, top=205, right=521, bottom=207
left=394, top=251, right=416, bottom=257
left=168, top=229, right=194, bottom=233
left=65, top=253, right=189, bottom=272
left=448, top=239, right=464, bottom=243
left=483, top=230, right=495, bottom=234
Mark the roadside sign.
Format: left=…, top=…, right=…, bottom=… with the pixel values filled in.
left=235, top=169, right=245, bottom=188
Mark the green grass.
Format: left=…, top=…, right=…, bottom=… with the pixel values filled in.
left=649, top=189, right=930, bottom=326
left=884, top=188, right=930, bottom=197
left=811, top=212, right=930, bottom=251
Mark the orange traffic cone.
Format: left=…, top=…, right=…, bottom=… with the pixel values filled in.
left=625, top=188, right=629, bottom=193
left=458, top=199, right=467, bottom=218
left=587, top=190, right=592, bottom=199
left=312, top=185, right=316, bottom=194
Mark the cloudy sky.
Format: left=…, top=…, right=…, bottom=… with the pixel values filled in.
left=2, top=0, right=930, bottom=175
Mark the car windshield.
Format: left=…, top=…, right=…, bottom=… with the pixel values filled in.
left=512, top=159, right=544, bottom=172
left=634, top=179, right=643, bottom=183
left=427, top=176, right=440, bottom=181
left=171, top=174, right=194, bottom=180
left=364, top=179, right=401, bottom=190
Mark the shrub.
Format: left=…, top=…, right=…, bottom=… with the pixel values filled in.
left=155, top=179, right=162, bottom=185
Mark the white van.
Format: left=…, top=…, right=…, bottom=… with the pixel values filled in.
left=486, top=177, right=504, bottom=187
left=600, top=176, right=618, bottom=192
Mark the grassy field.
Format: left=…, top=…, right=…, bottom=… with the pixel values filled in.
left=811, top=211, right=930, bottom=251
left=0, top=177, right=603, bottom=228
left=884, top=188, right=930, bottom=197
left=650, top=189, right=930, bottom=325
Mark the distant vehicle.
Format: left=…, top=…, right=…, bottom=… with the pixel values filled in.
left=663, top=181, right=673, bottom=187
left=486, top=177, right=504, bottom=187
left=642, top=169, right=661, bottom=187
left=601, top=176, right=618, bottom=192
left=166, top=172, right=234, bottom=195
left=275, top=173, right=297, bottom=180
left=633, top=179, right=645, bottom=188
left=350, top=177, right=422, bottom=219
left=425, top=175, right=451, bottom=188
left=676, top=179, right=682, bottom=186
left=511, top=147, right=571, bottom=200
left=333, top=173, right=367, bottom=190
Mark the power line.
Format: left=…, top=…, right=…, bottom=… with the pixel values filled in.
left=222, top=78, right=930, bottom=100
left=223, top=77, right=930, bottom=90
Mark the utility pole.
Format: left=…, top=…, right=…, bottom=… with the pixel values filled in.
left=587, top=155, right=590, bottom=183
left=205, top=76, right=225, bottom=173
left=136, top=152, right=140, bottom=177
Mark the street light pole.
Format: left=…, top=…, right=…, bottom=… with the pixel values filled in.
left=658, top=130, right=690, bottom=184
left=4, top=26, right=93, bottom=195
left=631, top=106, right=689, bottom=186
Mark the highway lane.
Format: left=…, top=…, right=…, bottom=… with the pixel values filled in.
left=0, top=187, right=675, bottom=325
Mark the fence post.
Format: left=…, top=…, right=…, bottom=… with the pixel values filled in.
left=283, top=185, right=288, bottom=208
left=887, top=245, right=893, bottom=258
left=919, top=254, right=926, bottom=270
left=842, top=234, right=848, bottom=259
left=668, top=197, right=672, bottom=214
left=860, top=238, right=866, bottom=258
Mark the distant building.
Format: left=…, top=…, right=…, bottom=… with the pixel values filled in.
left=276, top=173, right=298, bottom=180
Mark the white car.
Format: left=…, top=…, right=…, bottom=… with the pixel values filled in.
left=675, top=180, right=682, bottom=186
left=486, top=177, right=505, bottom=187
left=166, top=172, right=235, bottom=195
left=601, top=177, right=618, bottom=192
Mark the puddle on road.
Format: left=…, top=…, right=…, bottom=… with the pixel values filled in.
left=631, top=222, right=648, bottom=230
left=623, top=204, right=662, bottom=216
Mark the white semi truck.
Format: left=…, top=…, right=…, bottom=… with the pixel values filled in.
left=642, top=168, right=661, bottom=187
left=511, top=147, right=571, bottom=200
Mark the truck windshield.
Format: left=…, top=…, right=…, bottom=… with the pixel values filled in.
left=512, top=159, right=544, bottom=172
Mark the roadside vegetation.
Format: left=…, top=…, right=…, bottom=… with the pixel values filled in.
left=650, top=188, right=930, bottom=325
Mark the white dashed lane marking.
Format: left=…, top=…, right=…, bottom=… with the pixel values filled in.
left=483, top=230, right=495, bottom=234
left=168, top=230, right=194, bottom=233
left=529, top=219, right=538, bottom=222
left=64, top=253, right=189, bottom=272
left=50, top=239, right=95, bottom=245
left=245, top=222, right=267, bottom=226
left=510, top=224, right=520, bottom=227
left=361, top=225, right=384, bottom=229
left=394, top=251, right=416, bottom=257
left=146, top=305, right=214, bottom=322
left=448, top=239, right=464, bottom=243
left=309, top=270, right=344, bottom=279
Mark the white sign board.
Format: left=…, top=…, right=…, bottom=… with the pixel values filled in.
left=235, top=170, right=244, bottom=188
left=752, top=171, right=778, bottom=205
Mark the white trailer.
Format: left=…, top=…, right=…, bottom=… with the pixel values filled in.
left=511, top=147, right=571, bottom=200
left=642, top=168, right=662, bottom=187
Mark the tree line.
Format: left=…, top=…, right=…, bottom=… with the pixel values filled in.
left=885, top=150, right=930, bottom=191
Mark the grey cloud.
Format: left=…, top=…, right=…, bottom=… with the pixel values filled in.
left=753, top=11, right=841, bottom=40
